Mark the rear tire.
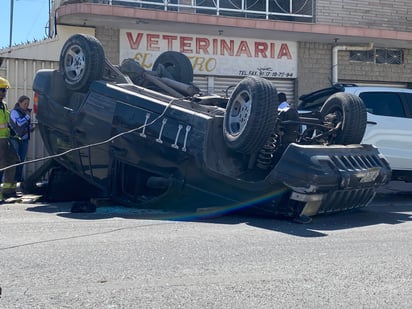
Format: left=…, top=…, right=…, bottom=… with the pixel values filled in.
left=59, top=34, right=105, bottom=92
left=223, top=76, right=278, bottom=154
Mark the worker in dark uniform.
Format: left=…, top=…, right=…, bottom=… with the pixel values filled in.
left=0, top=77, right=21, bottom=201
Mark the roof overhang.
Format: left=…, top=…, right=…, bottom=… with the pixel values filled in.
left=56, top=3, right=412, bottom=48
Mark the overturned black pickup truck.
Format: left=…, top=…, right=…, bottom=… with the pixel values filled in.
left=32, top=34, right=391, bottom=221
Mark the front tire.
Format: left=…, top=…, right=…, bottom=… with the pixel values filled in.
left=152, top=51, right=193, bottom=84
left=223, top=76, right=278, bottom=154
left=320, top=92, right=367, bottom=144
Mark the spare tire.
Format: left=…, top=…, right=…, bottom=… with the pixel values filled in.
left=320, top=92, right=367, bottom=144
left=59, top=34, right=105, bottom=92
left=152, top=51, right=193, bottom=84
left=223, top=76, right=278, bottom=154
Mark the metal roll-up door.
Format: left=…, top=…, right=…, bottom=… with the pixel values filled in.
left=212, top=76, right=244, bottom=98
left=192, top=75, right=209, bottom=95
left=271, top=79, right=296, bottom=106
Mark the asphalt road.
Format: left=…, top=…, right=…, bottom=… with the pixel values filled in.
left=0, top=187, right=411, bottom=308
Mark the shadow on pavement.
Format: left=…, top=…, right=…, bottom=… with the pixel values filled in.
left=25, top=193, right=412, bottom=238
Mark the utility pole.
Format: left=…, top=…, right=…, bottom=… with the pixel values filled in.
left=9, top=0, right=14, bottom=47
left=48, top=0, right=51, bottom=38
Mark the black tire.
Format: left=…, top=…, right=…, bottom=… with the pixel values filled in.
left=59, top=34, right=105, bottom=92
left=320, top=92, right=367, bottom=144
left=152, top=51, right=193, bottom=84
left=223, top=76, right=278, bottom=154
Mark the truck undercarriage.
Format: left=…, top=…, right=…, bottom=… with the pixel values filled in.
left=30, top=34, right=391, bottom=221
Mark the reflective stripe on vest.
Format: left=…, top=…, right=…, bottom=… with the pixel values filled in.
left=0, top=102, right=11, bottom=138
left=2, top=182, right=17, bottom=189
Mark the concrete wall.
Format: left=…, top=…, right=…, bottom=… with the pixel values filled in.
left=316, top=0, right=412, bottom=32
left=0, top=58, right=57, bottom=182
left=95, top=27, right=120, bottom=64
left=297, top=42, right=333, bottom=96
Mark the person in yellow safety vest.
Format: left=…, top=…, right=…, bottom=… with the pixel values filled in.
left=0, top=77, right=21, bottom=202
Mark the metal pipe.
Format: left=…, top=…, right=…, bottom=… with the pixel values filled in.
left=160, top=77, right=200, bottom=96
left=332, top=43, right=374, bottom=84
left=143, top=73, right=184, bottom=98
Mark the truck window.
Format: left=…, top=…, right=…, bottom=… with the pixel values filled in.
left=404, top=93, right=412, bottom=117
left=359, top=92, right=406, bottom=117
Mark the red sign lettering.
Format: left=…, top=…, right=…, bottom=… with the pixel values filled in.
left=125, top=31, right=294, bottom=60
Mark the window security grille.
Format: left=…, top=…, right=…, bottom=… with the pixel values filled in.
left=376, top=49, right=403, bottom=65
left=349, top=48, right=403, bottom=64
left=350, top=49, right=404, bottom=65
left=110, top=0, right=314, bottom=21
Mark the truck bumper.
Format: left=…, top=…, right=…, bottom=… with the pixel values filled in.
left=269, top=143, right=391, bottom=216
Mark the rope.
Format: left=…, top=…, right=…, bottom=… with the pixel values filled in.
left=0, top=97, right=180, bottom=172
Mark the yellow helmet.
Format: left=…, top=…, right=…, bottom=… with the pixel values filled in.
left=0, top=77, right=11, bottom=89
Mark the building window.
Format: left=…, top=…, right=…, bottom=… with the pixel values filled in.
left=350, top=49, right=404, bottom=65
left=111, top=0, right=314, bottom=22
left=375, top=49, right=403, bottom=64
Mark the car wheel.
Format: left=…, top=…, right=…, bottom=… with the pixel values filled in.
left=59, top=34, right=105, bottom=92
left=223, top=76, right=278, bottom=154
left=320, top=92, right=367, bottom=144
left=152, top=51, right=193, bottom=84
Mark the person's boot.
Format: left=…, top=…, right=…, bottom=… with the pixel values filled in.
left=16, top=182, right=24, bottom=195
left=2, top=182, right=20, bottom=199
left=2, top=191, right=20, bottom=199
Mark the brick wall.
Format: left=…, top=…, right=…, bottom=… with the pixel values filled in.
left=338, top=48, right=412, bottom=83
left=95, top=27, right=120, bottom=64
left=316, top=0, right=412, bottom=32
left=297, top=42, right=412, bottom=96
left=297, top=42, right=333, bottom=95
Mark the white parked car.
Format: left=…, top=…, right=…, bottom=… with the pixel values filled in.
left=299, top=84, right=412, bottom=182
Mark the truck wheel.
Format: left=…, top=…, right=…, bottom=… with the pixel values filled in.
left=320, top=92, right=367, bottom=144
left=152, top=51, right=193, bottom=84
left=59, top=34, right=105, bottom=92
left=223, top=76, right=278, bottom=154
